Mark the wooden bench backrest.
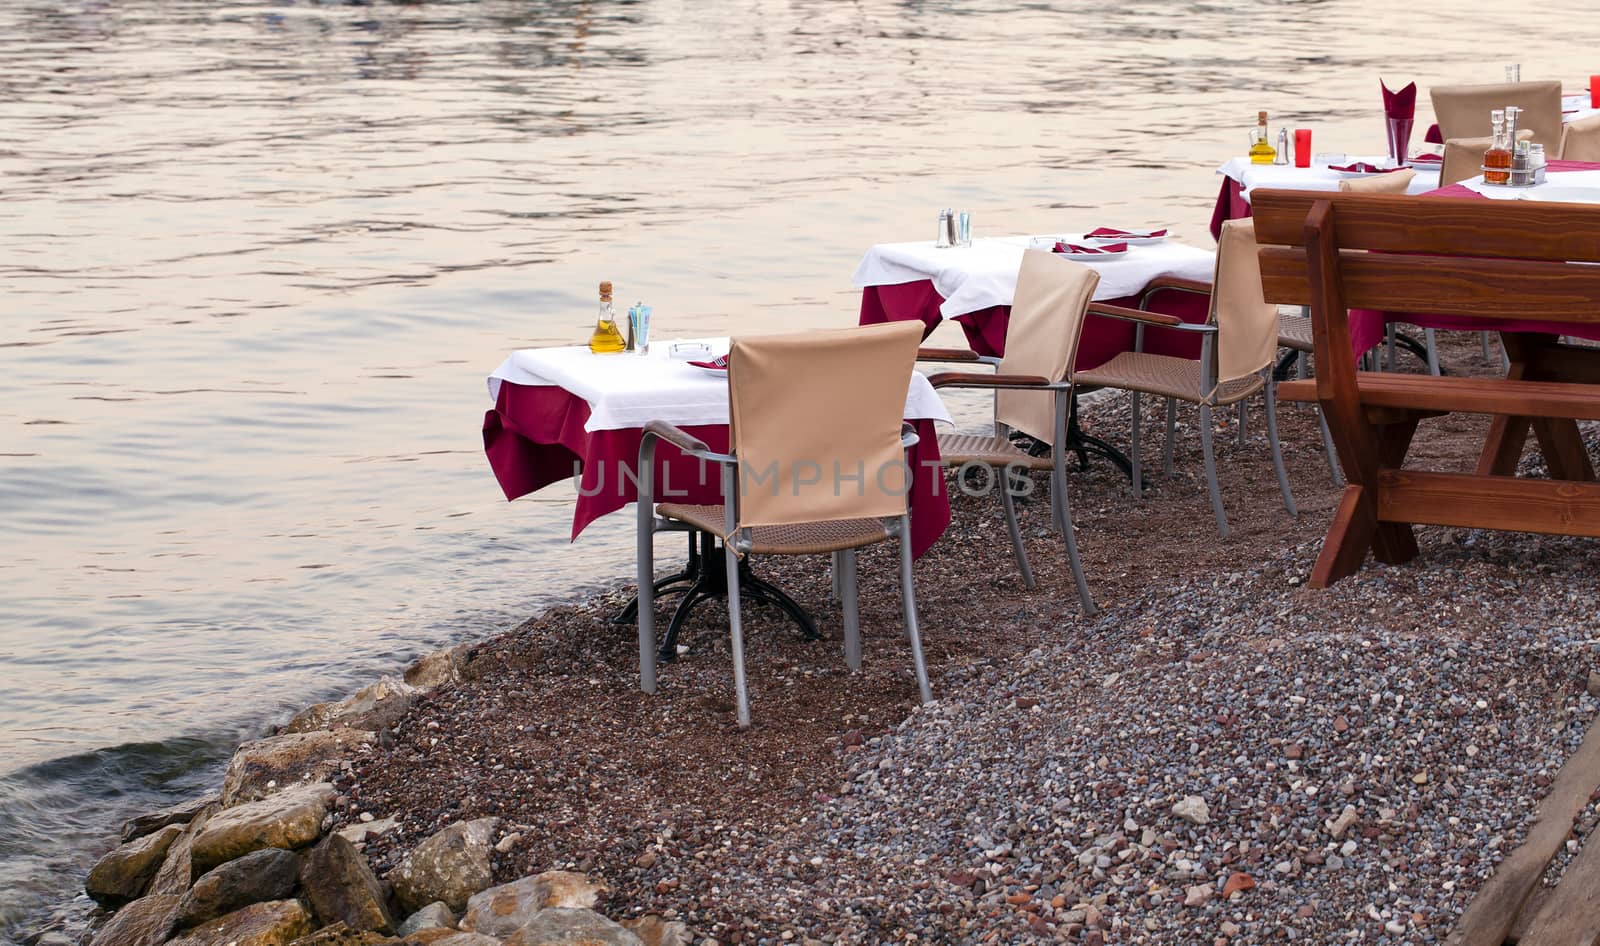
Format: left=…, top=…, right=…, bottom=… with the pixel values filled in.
left=1252, top=189, right=1600, bottom=324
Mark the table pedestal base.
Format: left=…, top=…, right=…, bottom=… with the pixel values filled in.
left=613, top=530, right=820, bottom=660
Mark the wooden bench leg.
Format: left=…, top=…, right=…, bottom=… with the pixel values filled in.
left=1311, top=485, right=1384, bottom=588
left=1371, top=420, right=1419, bottom=565
left=1532, top=418, right=1596, bottom=482
left=1478, top=414, right=1532, bottom=476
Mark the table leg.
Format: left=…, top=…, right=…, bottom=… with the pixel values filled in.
left=1479, top=334, right=1594, bottom=481
left=611, top=531, right=703, bottom=625
left=657, top=531, right=821, bottom=662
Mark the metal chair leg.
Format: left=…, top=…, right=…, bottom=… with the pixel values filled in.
left=1050, top=464, right=1096, bottom=616
left=997, top=465, right=1035, bottom=590
left=1162, top=397, right=1177, bottom=476
left=1425, top=328, right=1441, bottom=376
left=1481, top=330, right=1493, bottom=364
left=841, top=548, right=861, bottom=671
left=896, top=516, right=932, bottom=704
left=638, top=524, right=657, bottom=694
left=1263, top=383, right=1297, bottom=517
left=1316, top=401, right=1344, bottom=488
left=1237, top=401, right=1248, bottom=446
left=1130, top=391, right=1143, bottom=498
left=830, top=551, right=842, bottom=603
left=724, top=543, right=751, bottom=729
left=1296, top=351, right=1308, bottom=381
left=1198, top=403, right=1228, bottom=538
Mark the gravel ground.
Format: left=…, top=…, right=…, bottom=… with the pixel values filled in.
left=340, top=333, right=1600, bottom=944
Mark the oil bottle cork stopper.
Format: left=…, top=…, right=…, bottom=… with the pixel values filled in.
left=1258, top=110, right=1269, bottom=124
left=599, top=280, right=613, bottom=300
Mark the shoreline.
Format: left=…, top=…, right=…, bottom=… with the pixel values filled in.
left=45, top=333, right=1600, bottom=945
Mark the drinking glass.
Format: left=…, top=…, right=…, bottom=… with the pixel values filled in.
left=1591, top=74, right=1600, bottom=109
left=1386, top=117, right=1414, bottom=167
left=1294, top=129, right=1312, bottom=168
left=1313, top=152, right=1347, bottom=167
left=1505, top=63, right=1521, bottom=83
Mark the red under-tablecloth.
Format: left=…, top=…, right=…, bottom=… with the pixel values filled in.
left=483, top=382, right=951, bottom=559
left=858, top=282, right=1212, bottom=367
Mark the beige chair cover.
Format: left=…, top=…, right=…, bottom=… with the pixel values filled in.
left=1338, top=169, right=1415, bottom=193
left=1213, top=219, right=1278, bottom=386
left=727, top=320, right=921, bottom=530
left=1560, top=114, right=1600, bottom=162
left=993, top=251, right=1100, bottom=444
left=1440, top=131, right=1534, bottom=186
left=1430, top=80, right=1563, bottom=149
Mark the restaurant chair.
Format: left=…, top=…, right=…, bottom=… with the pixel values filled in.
left=1559, top=114, right=1600, bottom=162
left=915, top=252, right=1100, bottom=616
left=1430, top=80, right=1563, bottom=149
left=634, top=321, right=930, bottom=729
left=1273, top=312, right=1343, bottom=489
left=1074, top=219, right=1296, bottom=538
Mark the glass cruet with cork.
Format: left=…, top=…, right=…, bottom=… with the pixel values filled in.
left=1483, top=109, right=1511, bottom=184
left=1249, top=111, right=1277, bottom=165
left=588, top=281, right=626, bottom=353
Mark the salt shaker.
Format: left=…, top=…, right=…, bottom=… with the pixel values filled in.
left=957, top=211, right=972, bottom=247
left=936, top=208, right=952, bottom=248
left=1275, top=127, right=1290, bottom=165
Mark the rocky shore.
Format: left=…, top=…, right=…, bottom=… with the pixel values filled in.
left=61, top=334, right=1600, bottom=946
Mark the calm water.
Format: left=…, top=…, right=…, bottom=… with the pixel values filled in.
left=1, top=0, right=1593, bottom=938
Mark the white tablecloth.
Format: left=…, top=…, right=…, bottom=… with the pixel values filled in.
left=1216, top=156, right=1442, bottom=202
left=851, top=235, right=1216, bottom=319
left=487, top=337, right=954, bottom=433
left=1456, top=167, right=1600, bottom=200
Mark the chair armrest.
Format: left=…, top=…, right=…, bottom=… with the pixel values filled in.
left=641, top=420, right=734, bottom=464
left=918, top=347, right=1001, bottom=366
left=900, top=422, right=920, bottom=448
left=1140, top=276, right=1213, bottom=299
left=1088, top=302, right=1216, bottom=335
left=926, top=372, right=1050, bottom=390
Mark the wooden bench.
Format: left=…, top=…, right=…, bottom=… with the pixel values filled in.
left=1249, top=189, right=1600, bottom=587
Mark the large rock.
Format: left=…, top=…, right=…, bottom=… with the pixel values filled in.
left=503, top=909, right=644, bottom=946
left=222, top=731, right=377, bottom=806
left=460, top=873, right=605, bottom=937
left=178, top=848, right=301, bottom=928
left=300, top=833, right=396, bottom=933
left=191, top=782, right=335, bottom=873
left=166, top=900, right=314, bottom=946
left=389, top=817, right=500, bottom=914
left=621, top=916, right=691, bottom=946
left=88, top=894, right=182, bottom=946
left=286, top=924, right=394, bottom=946
left=122, top=795, right=219, bottom=843
left=401, top=931, right=463, bottom=946
left=148, top=805, right=218, bottom=896
left=398, top=903, right=457, bottom=936
left=86, top=824, right=185, bottom=906
left=434, top=935, right=500, bottom=946
left=403, top=645, right=470, bottom=692
left=285, top=678, right=416, bottom=735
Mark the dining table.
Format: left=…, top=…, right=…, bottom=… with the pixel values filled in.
left=481, top=337, right=956, bottom=651
left=853, top=232, right=1217, bottom=476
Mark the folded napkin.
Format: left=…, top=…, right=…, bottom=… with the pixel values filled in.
left=1085, top=227, right=1168, bottom=239
left=1329, top=162, right=1407, bottom=174
left=1382, top=79, right=1416, bottom=119
left=1424, top=123, right=1443, bottom=144
left=1410, top=153, right=1443, bottom=164
left=687, top=356, right=729, bottom=370
left=1054, top=241, right=1127, bottom=255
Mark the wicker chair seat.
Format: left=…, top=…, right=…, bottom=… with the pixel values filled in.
left=1076, top=352, right=1263, bottom=406
left=655, top=503, right=891, bottom=555
left=937, top=433, right=1054, bottom=470
left=1278, top=313, right=1314, bottom=353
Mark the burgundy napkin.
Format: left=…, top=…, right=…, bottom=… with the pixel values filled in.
left=1329, top=162, right=1407, bottom=174
left=1085, top=227, right=1168, bottom=239
left=1382, top=79, right=1416, bottom=120
left=1054, top=242, right=1128, bottom=255
left=687, top=356, right=728, bottom=370
left=1424, top=123, right=1443, bottom=144
left=1410, top=152, right=1443, bottom=164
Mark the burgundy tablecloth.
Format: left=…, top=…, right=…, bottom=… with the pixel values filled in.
left=483, top=383, right=951, bottom=558
left=1209, top=176, right=1252, bottom=241
left=859, top=282, right=1212, bottom=368
left=1347, top=160, right=1600, bottom=354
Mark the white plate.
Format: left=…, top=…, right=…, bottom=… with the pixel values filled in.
left=1084, top=233, right=1167, bottom=245
left=1333, top=167, right=1404, bottom=178
left=1055, top=249, right=1128, bottom=262
left=1516, top=185, right=1600, bottom=205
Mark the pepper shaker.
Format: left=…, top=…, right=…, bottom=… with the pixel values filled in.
left=936, top=208, right=952, bottom=248
left=1275, top=127, right=1290, bottom=165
